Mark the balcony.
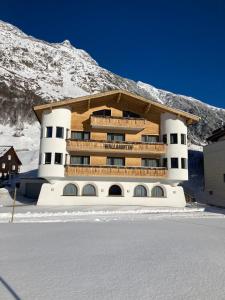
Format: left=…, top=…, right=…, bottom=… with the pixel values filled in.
left=90, top=115, right=146, bottom=131
left=66, top=140, right=166, bottom=155
left=65, top=165, right=167, bottom=178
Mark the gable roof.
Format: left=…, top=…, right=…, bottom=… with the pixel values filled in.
left=0, top=146, right=11, bottom=157
left=33, top=89, right=200, bottom=124
left=0, top=146, right=22, bottom=165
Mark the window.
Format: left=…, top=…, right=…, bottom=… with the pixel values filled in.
left=109, top=185, right=122, bottom=196
left=142, top=158, right=159, bottom=168
left=71, top=131, right=90, bottom=140
left=142, top=135, right=159, bottom=143
left=45, top=153, right=52, bottom=164
left=151, top=186, right=165, bottom=197
left=171, top=157, right=178, bottom=168
left=163, top=158, right=168, bottom=168
left=82, top=184, right=96, bottom=196
left=93, top=109, right=111, bottom=117
left=56, top=127, right=64, bottom=138
left=46, top=126, right=53, bottom=138
left=163, top=134, right=167, bottom=144
left=55, top=153, right=62, bottom=165
left=2, top=163, right=5, bottom=169
left=8, top=155, right=11, bottom=160
left=12, top=165, right=16, bottom=171
left=181, top=158, right=187, bottom=169
left=181, top=134, right=186, bottom=145
left=70, top=156, right=90, bottom=165
left=107, top=133, right=125, bottom=142
left=170, top=134, right=178, bottom=144
left=63, top=184, right=78, bottom=196
left=107, top=157, right=125, bottom=166
left=134, top=185, right=147, bottom=197
left=123, top=111, right=141, bottom=118
left=66, top=129, right=70, bottom=139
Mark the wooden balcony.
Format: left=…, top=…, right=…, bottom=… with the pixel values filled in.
left=90, top=115, right=146, bottom=131
left=65, top=165, right=167, bottom=178
left=66, top=140, right=166, bottom=155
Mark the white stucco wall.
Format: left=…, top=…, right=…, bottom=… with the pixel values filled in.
left=203, top=140, right=225, bottom=207
left=37, top=178, right=186, bottom=207
left=161, top=113, right=188, bottom=185
left=38, top=107, right=71, bottom=178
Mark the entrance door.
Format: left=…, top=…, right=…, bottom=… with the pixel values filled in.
left=109, top=185, right=122, bottom=196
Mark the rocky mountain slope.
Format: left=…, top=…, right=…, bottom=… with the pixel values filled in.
left=0, top=19, right=225, bottom=150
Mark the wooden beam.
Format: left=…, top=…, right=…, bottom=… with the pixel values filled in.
left=116, top=93, right=121, bottom=103
left=144, top=103, right=151, bottom=114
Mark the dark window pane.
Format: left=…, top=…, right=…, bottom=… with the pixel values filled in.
left=181, top=158, right=187, bottom=169
left=107, top=157, right=125, bottom=166
left=55, top=153, right=62, bottom=165
left=163, top=134, right=167, bottom=144
left=63, top=184, right=78, bottom=196
left=142, top=158, right=159, bottom=167
left=134, top=185, right=147, bottom=197
left=71, top=131, right=90, bottom=140
left=142, top=135, right=159, bottom=143
left=170, top=134, right=178, bottom=144
left=181, top=134, right=186, bottom=145
left=70, top=156, right=90, bottom=165
left=107, top=133, right=125, bottom=142
left=46, top=127, right=53, bottom=138
left=163, top=158, right=168, bottom=168
left=56, top=127, right=64, bottom=138
left=82, top=184, right=96, bottom=196
left=171, top=157, right=179, bottom=168
left=151, top=186, right=164, bottom=197
left=123, top=111, right=141, bottom=118
left=93, top=109, right=111, bottom=116
left=45, top=153, right=51, bottom=164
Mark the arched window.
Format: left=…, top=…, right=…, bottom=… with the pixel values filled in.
left=109, top=185, right=122, bottom=196
left=151, top=186, right=165, bottom=198
left=82, top=184, right=96, bottom=196
left=134, top=185, right=147, bottom=197
left=63, top=184, right=78, bottom=196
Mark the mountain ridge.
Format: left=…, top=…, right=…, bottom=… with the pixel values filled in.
left=0, top=19, right=225, bottom=147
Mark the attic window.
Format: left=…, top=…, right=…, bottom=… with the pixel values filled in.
left=2, top=163, right=5, bottom=169
left=8, top=155, right=11, bottom=160
left=92, top=109, right=111, bottom=117
left=123, top=111, right=141, bottom=118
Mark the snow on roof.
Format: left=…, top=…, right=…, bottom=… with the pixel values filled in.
left=0, top=146, right=11, bottom=158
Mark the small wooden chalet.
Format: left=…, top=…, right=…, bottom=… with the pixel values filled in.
left=0, top=146, right=22, bottom=180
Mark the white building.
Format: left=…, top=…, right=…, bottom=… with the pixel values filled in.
left=202, top=126, right=225, bottom=207
left=27, top=90, right=199, bottom=206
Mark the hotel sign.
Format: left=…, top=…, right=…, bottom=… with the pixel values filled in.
left=104, top=143, right=133, bottom=150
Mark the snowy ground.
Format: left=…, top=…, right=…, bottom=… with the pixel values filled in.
left=1, top=219, right=225, bottom=300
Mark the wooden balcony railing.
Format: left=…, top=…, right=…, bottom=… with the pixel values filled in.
left=66, top=140, right=166, bottom=155
left=90, top=115, right=146, bottom=131
left=65, top=165, right=167, bottom=178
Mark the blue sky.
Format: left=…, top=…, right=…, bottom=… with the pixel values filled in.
left=1, top=0, right=225, bottom=107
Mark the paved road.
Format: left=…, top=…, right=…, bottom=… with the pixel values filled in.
left=1, top=219, right=225, bottom=300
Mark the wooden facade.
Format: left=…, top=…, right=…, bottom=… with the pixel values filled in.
left=64, top=94, right=166, bottom=177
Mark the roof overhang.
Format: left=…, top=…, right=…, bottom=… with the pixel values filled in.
left=33, top=90, right=200, bottom=124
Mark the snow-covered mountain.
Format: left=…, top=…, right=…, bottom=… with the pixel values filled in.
left=0, top=20, right=225, bottom=173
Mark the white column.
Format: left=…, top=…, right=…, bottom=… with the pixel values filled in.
left=38, top=107, right=71, bottom=178
left=161, top=112, right=188, bottom=186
